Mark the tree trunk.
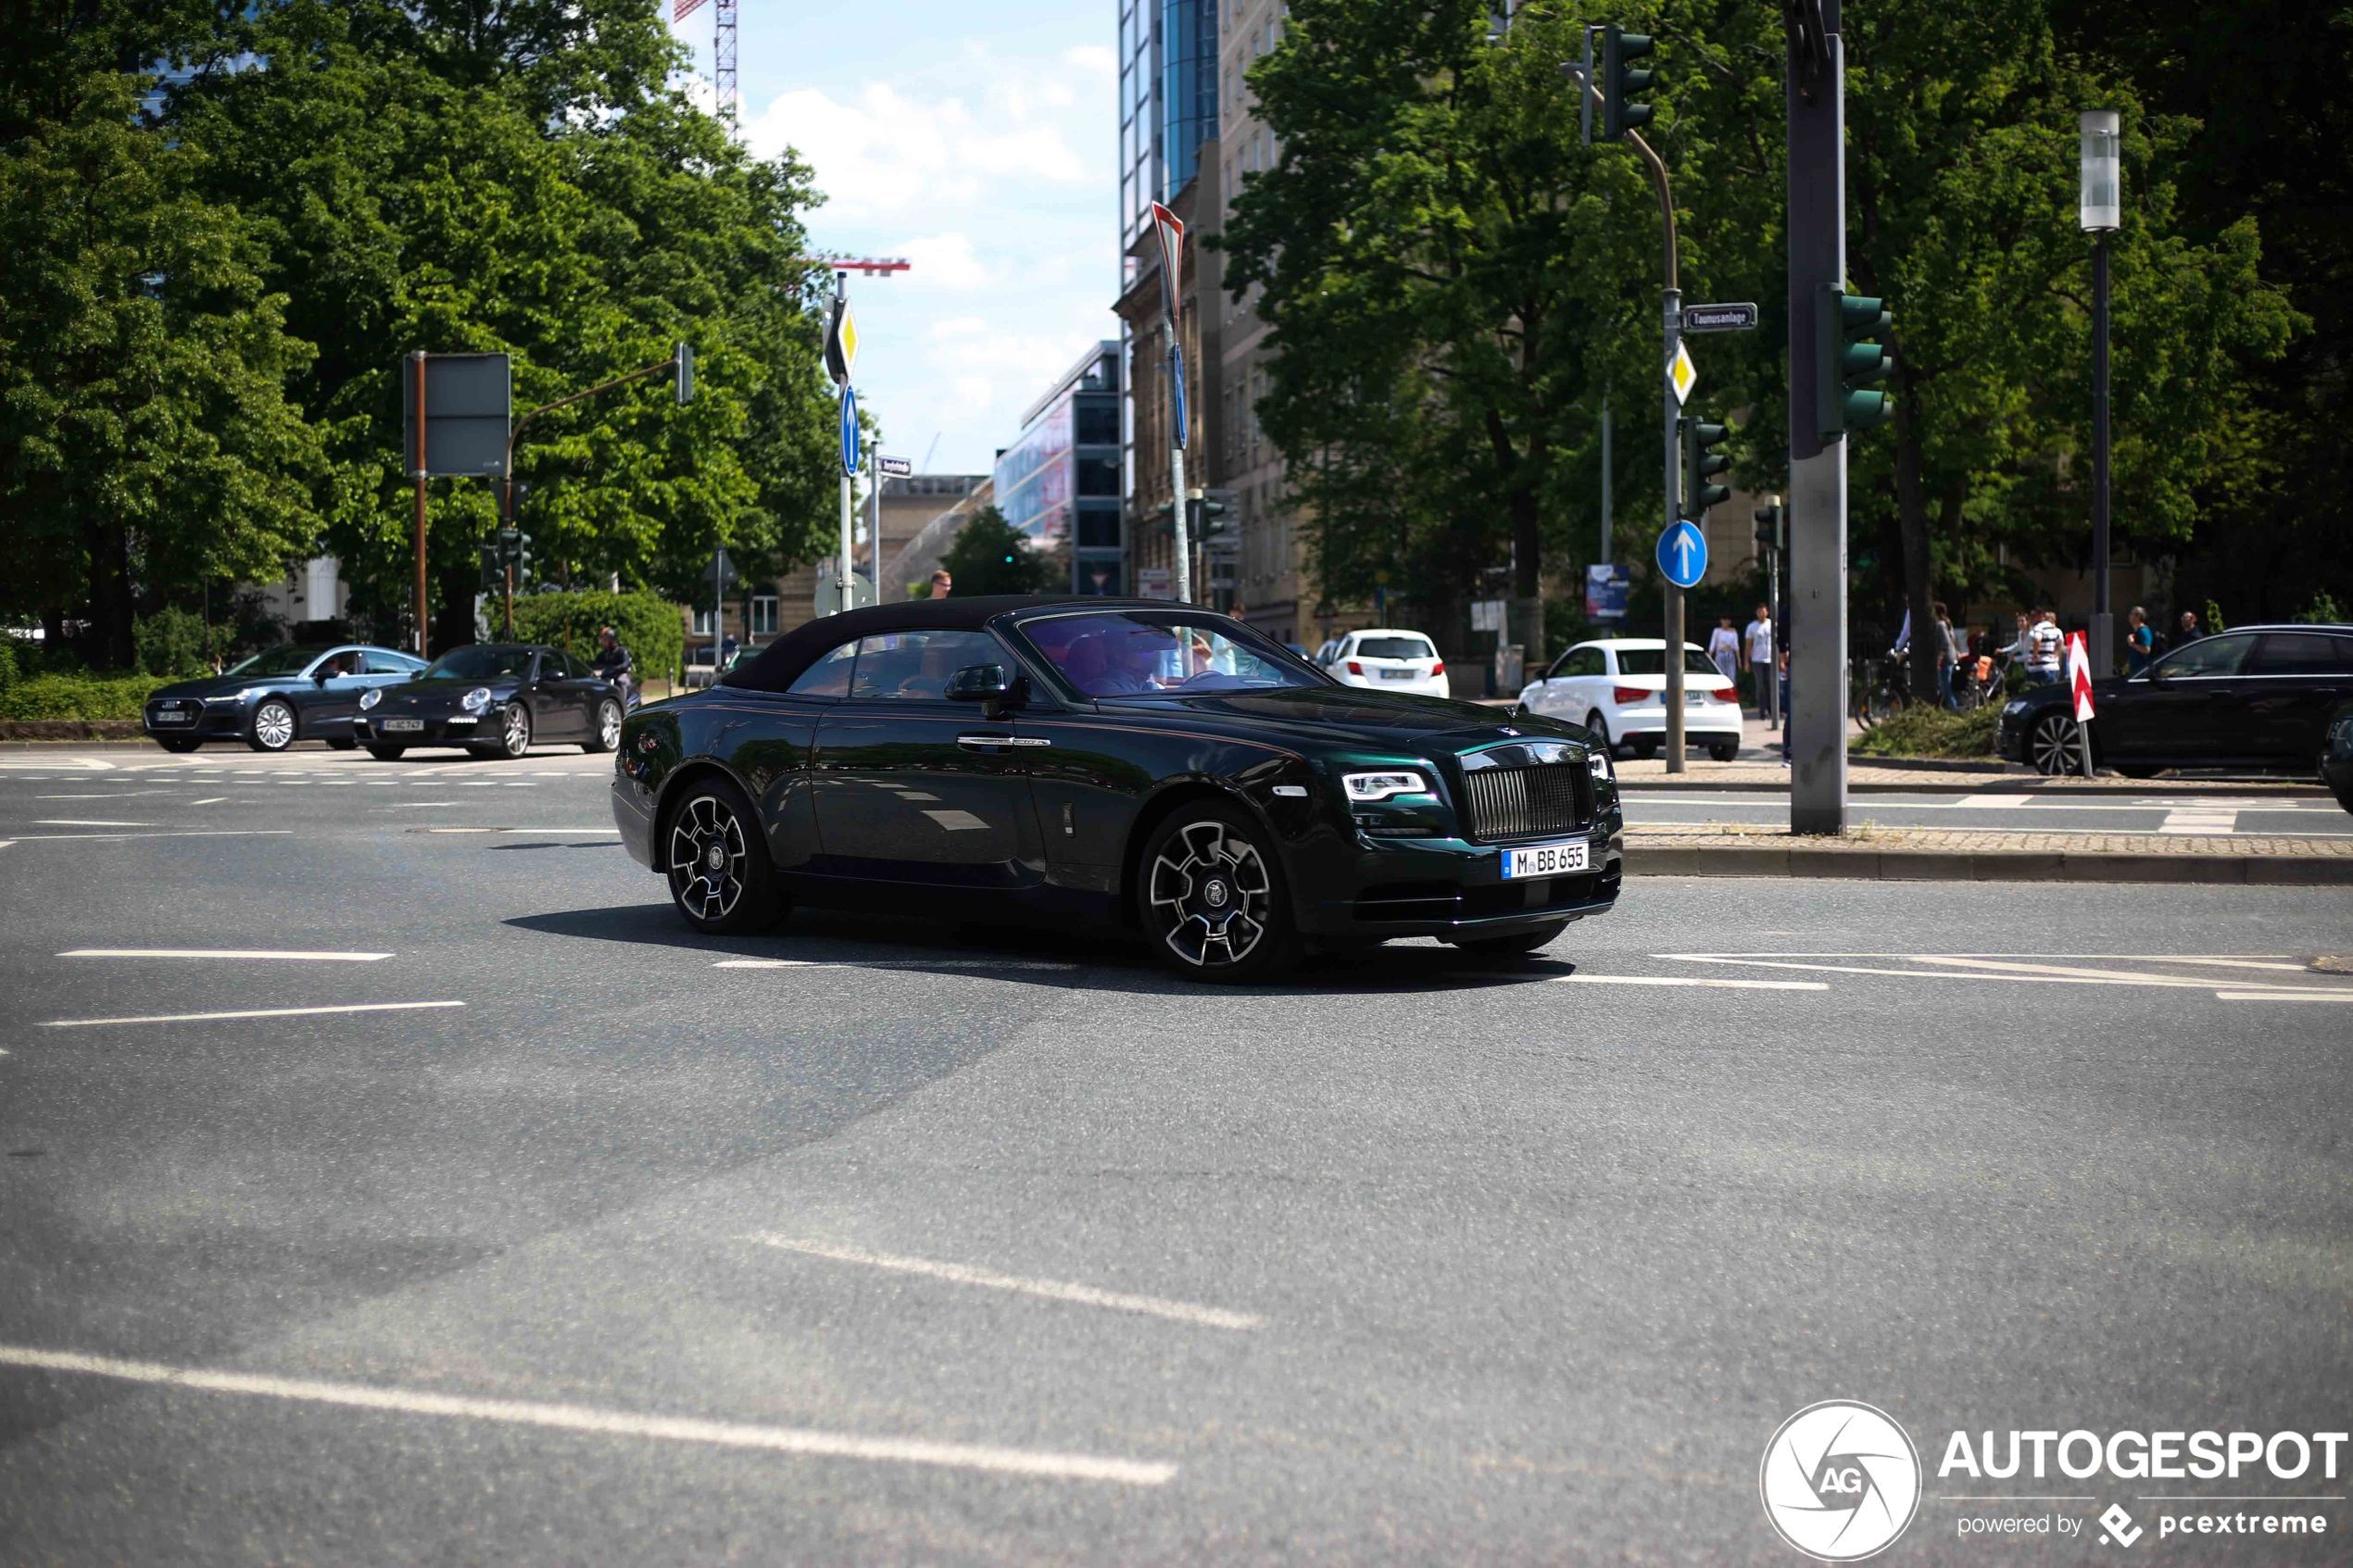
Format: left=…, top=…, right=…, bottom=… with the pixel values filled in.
left=1509, top=485, right=1544, bottom=671
left=86, top=521, right=135, bottom=670
left=1892, top=368, right=1938, bottom=709
left=435, top=562, right=478, bottom=651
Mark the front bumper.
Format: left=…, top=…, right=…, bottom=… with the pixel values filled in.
left=1296, top=822, right=1624, bottom=940
left=355, top=713, right=481, bottom=746
left=612, top=775, right=656, bottom=869
left=144, top=697, right=248, bottom=739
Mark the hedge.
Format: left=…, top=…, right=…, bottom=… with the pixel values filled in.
left=0, top=671, right=170, bottom=721
left=1851, top=701, right=2003, bottom=759
left=505, top=591, right=685, bottom=685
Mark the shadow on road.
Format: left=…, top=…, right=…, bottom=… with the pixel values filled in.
left=505, top=903, right=1576, bottom=997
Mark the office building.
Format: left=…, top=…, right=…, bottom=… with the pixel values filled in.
left=994, top=344, right=1126, bottom=595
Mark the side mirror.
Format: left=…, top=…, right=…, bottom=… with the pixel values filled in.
left=946, top=664, right=1020, bottom=717
left=314, top=668, right=335, bottom=684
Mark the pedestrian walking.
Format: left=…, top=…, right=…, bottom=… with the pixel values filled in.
left=2175, top=608, right=2201, bottom=649
left=2125, top=606, right=2155, bottom=675
left=2027, top=608, right=2065, bottom=685
left=1743, top=604, right=1775, bottom=718
left=1708, top=615, right=1741, bottom=689
left=1932, top=600, right=1961, bottom=710
left=929, top=569, right=952, bottom=599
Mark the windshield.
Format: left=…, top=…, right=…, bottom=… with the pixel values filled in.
left=1614, top=647, right=1720, bottom=677
left=424, top=646, right=534, bottom=681
left=224, top=646, right=328, bottom=678
left=1020, top=612, right=1324, bottom=698
left=1355, top=635, right=1435, bottom=661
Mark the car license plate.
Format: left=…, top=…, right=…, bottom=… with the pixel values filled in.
left=1379, top=668, right=1416, bottom=680
left=1502, top=840, right=1588, bottom=878
left=382, top=718, right=424, bottom=732
left=151, top=710, right=190, bottom=724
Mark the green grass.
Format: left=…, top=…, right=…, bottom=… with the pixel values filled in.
left=1851, top=701, right=2003, bottom=759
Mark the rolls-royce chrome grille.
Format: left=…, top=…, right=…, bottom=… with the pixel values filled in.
left=1460, top=761, right=1590, bottom=842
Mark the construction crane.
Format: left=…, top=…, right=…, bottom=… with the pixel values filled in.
left=673, top=0, right=737, bottom=123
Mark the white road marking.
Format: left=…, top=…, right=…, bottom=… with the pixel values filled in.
left=2216, top=990, right=2353, bottom=1003
left=58, top=949, right=393, bottom=962
left=2159, top=808, right=2237, bottom=834
left=499, top=828, right=619, bottom=834
left=920, top=809, right=990, bottom=831
left=4, top=830, right=292, bottom=843
left=190, top=797, right=228, bottom=806
left=40, top=1000, right=464, bottom=1028
left=34, top=819, right=152, bottom=827
left=1550, top=974, right=1829, bottom=991
left=1660, top=953, right=2353, bottom=999
left=2148, top=957, right=2312, bottom=972
left=35, top=793, right=159, bottom=799
left=749, top=1235, right=1262, bottom=1331
left=0, top=1345, right=1173, bottom=1486
left=713, top=958, right=1080, bottom=972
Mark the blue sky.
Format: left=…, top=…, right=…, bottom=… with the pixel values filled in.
left=666, top=0, right=1122, bottom=477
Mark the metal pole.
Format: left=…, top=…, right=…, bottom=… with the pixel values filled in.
left=1169, top=345, right=1191, bottom=605
left=1600, top=395, right=1613, bottom=565
left=712, top=552, right=723, bottom=683
left=1784, top=5, right=1849, bottom=834
left=411, top=352, right=428, bottom=659
left=1626, top=130, right=1682, bottom=774
left=505, top=564, right=513, bottom=638
left=1768, top=501, right=1784, bottom=726
left=837, top=273, right=854, bottom=616
left=2091, top=232, right=2112, bottom=673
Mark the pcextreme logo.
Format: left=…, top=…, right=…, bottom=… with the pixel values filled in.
left=1760, top=1400, right=1924, bottom=1562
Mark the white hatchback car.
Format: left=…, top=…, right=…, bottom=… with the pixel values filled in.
left=1315, top=628, right=1449, bottom=697
left=1516, top=638, right=1744, bottom=760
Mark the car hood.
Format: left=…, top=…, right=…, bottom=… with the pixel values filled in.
left=373, top=676, right=521, bottom=709
left=1093, top=684, right=1589, bottom=753
left=150, top=673, right=286, bottom=701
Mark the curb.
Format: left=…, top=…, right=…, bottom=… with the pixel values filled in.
left=1626, top=845, right=2353, bottom=885
left=1617, top=778, right=2334, bottom=797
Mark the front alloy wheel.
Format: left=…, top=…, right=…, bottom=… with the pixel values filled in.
left=248, top=698, right=296, bottom=752
left=495, top=701, right=532, bottom=759
left=666, top=782, right=782, bottom=935
left=2028, top=710, right=2088, bottom=775
left=585, top=698, right=622, bottom=754
left=1142, top=807, right=1296, bottom=983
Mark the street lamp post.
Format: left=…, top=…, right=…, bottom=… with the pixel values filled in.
left=2081, top=110, right=2120, bottom=672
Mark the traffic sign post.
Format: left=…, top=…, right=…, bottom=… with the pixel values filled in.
left=1151, top=200, right=1191, bottom=604
left=1656, top=519, right=1707, bottom=589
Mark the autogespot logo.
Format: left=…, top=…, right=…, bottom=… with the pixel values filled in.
left=1760, top=1400, right=1924, bottom=1562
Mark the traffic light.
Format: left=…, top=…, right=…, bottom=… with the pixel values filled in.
left=675, top=342, right=694, bottom=405
left=1752, top=500, right=1784, bottom=557
left=1601, top=25, right=1655, bottom=142
left=512, top=531, right=533, bottom=587
left=1196, top=487, right=1237, bottom=535
left=1680, top=417, right=1730, bottom=519
left=1817, top=286, right=1894, bottom=441
left=478, top=545, right=505, bottom=594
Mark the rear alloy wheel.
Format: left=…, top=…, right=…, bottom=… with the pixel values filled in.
left=490, top=701, right=532, bottom=759
left=666, top=780, right=783, bottom=935
left=2028, top=710, right=2089, bottom=775
left=1707, top=740, right=1740, bottom=762
left=1452, top=921, right=1569, bottom=958
left=584, top=698, right=623, bottom=754
left=365, top=744, right=407, bottom=761
left=1141, top=805, right=1297, bottom=983
left=247, top=698, right=297, bottom=752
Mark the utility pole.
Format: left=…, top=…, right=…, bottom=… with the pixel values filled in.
left=2082, top=110, right=2120, bottom=671
left=1151, top=201, right=1191, bottom=604
left=409, top=351, right=428, bottom=658
left=1784, top=0, right=1849, bottom=833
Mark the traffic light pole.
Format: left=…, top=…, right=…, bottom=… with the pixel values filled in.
left=1784, top=0, right=1848, bottom=834
left=2091, top=232, right=2112, bottom=672
left=1627, top=129, right=1685, bottom=774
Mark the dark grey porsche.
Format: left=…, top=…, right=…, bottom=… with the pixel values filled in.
left=610, top=596, right=1623, bottom=982
left=355, top=643, right=623, bottom=760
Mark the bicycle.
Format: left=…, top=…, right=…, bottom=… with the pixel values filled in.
left=1848, top=657, right=1910, bottom=730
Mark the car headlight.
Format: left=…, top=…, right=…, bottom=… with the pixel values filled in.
left=462, top=686, right=493, bottom=712
left=1587, top=746, right=1613, bottom=781
left=1344, top=770, right=1431, bottom=802
left=358, top=687, right=381, bottom=710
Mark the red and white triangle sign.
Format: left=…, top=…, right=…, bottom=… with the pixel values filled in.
left=2066, top=631, right=2096, bottom=721
left=1151, top=201, right=1186, bottom=326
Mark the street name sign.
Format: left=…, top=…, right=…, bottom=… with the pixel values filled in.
left=1656, top=518, right=1708, bottom=589
left=877, top=453, right=912, bottom=478
left=1682, top=302, right=1759, bottom=332
left=402, top=352, right=510, bottom=477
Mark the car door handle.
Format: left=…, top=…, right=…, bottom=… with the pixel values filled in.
left=958, top=734, right=1051, bottom=749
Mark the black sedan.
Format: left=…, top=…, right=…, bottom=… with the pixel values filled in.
left=355, top=643, right=623, bottom=759
left=141, top=644, right=426, bottom=753
left=1996, top=623, right=2353, bottom=778
left=610, top=596, right=1623, bottom=982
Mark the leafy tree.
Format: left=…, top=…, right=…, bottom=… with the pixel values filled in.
left=937, top=508, right=1061, bottom=596
left=0, top=70, right=323, bottom=667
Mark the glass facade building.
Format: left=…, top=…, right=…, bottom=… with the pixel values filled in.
left=1120, top=0, right=1219, bottom=253
left=995, top=344, right=1126, bottom=595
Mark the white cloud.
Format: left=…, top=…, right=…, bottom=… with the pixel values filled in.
left=895, top=232, right=989, bottom=291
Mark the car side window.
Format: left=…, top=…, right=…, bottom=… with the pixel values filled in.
left=786, top=640, right=859, bottom=698
left=2249, top=633, right=2347, bottom=676
left=362, top=651, right=412, bottom=676
left=850, top=630, right=1005, bottom=700
left=1553, top=647, right=1604, bottom=679
left=2154, top=633, right=2255, bottom=679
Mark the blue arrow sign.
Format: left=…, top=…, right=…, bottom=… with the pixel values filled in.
left=838, top=383, right=860, bottom=478
left=1656, top=518, right=1708, bottom=590
left=1168, top=343, right=1189, bottom=451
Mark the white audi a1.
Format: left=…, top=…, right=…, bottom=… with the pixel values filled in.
left=1315, top=628, right=1451, bottom=698
left=1516, top=637, right=1745, bottom=760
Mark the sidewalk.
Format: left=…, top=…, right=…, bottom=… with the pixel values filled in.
left=1624, top=822, right=2353, bottom=884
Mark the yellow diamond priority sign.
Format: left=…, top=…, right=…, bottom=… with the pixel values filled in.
left=824, top=298, right=860, bottom=385
left=1669, top=340, right=1698, bottom=406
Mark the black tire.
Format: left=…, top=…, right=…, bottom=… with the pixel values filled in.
left=2334, top=784, right=2353, bottom=818
left=583, top=697, right=622, bottom=754
left=1139, top=802, right=1299, bottom=984
left=1585, top=714, right=1617, bottom=758
left=1452, top=921, right=1569, bottom=957
left=1630, top=734, right=1659, bottom=761
left=326, top=735, right=358, bottom=751
left=155, top=736, right=202, bottom=754
left=246, top=697, right=297, bottom=752
left=664, top=777, right=785, bottom=935
left=1707, top=740, right=1740, bottom=762
left=2116, top=765, right=2160, bottom=780
left=365, top=744, right=407, bottom=761
left=2027, top=710, right=2089, bottom=776
left=488, top=700, right=532, bottom=759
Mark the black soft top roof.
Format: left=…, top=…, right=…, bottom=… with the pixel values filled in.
left=721, top=596, right=1214, bottom=693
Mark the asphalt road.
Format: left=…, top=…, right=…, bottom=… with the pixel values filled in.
left=3, top=745, right=2351, bottom=1562
left=1621, top=789, right=2351, bottom=838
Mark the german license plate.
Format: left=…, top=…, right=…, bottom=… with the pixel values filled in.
left=151, top=710, right=190, bottom=725
left=1502, top=840, right=1588, bottom=878
left=382, top=718, right=424, bottom=732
